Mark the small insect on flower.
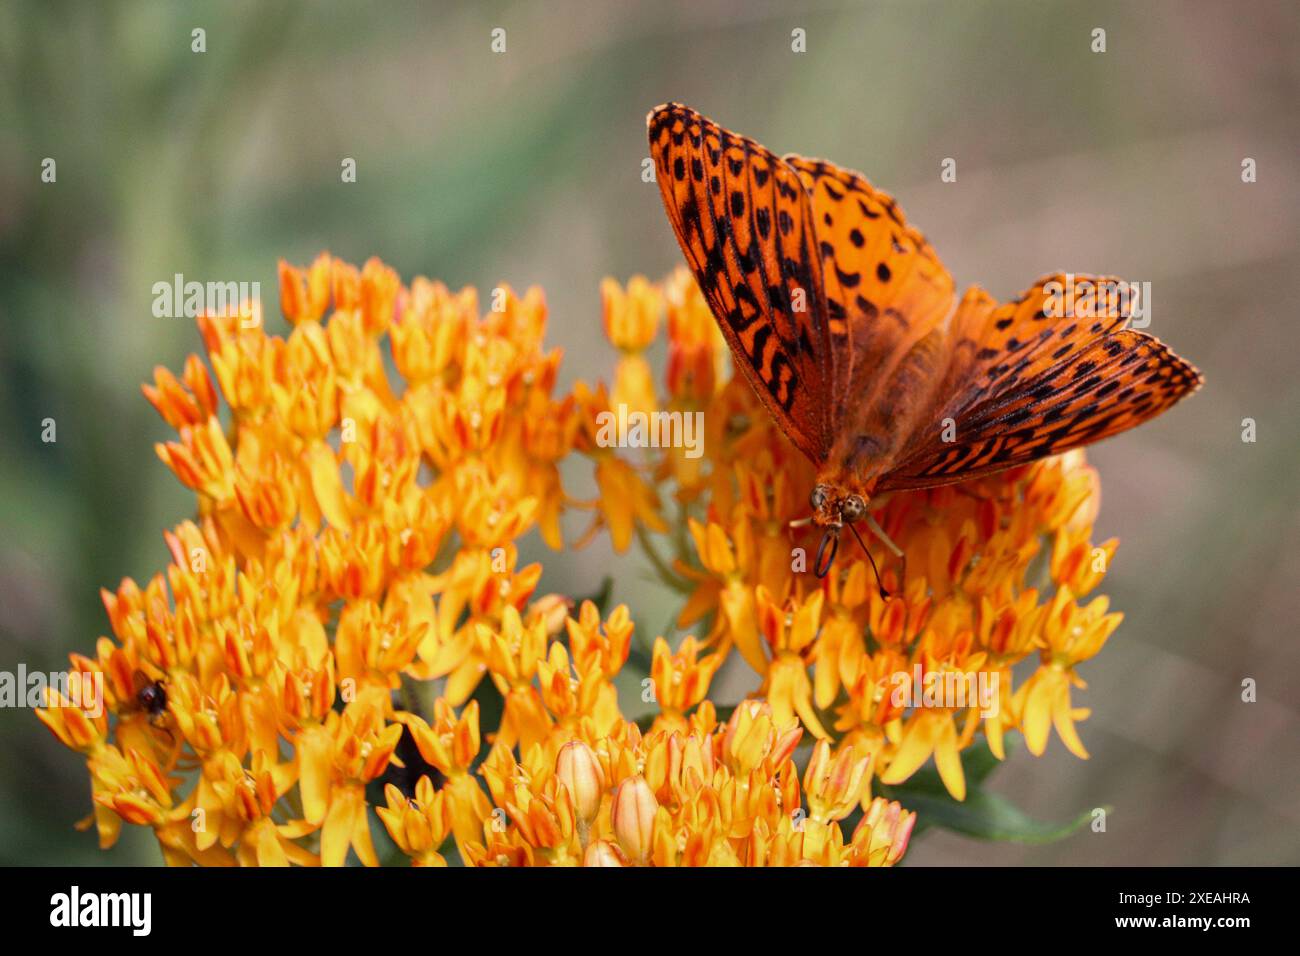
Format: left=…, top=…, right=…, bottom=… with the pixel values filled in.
left=129, top=670, right=173, bottom=740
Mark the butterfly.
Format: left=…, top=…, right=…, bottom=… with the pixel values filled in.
left=647, top=103, right=1202, bottom=585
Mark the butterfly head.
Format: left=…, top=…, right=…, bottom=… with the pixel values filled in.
left=810, top=483, right=890, bottom=594
left=809, top=483, right=866, bottom=530
left=810, top=483, right=863, bottom=578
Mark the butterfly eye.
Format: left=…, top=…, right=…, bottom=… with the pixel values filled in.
left=810, top=485, right=828, bottom=510
left=841, top=495, right=866, bottom=522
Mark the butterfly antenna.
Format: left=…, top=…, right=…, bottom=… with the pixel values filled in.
left=848, top=521, right=890, bottom=600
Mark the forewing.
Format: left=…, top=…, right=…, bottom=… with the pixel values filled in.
left=648, top=103, right=835, bottom=463
left=784, top=156, right=955, bottom=420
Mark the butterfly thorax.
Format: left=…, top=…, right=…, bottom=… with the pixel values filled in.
left=819, top=341, right=950, bottom=500
left=821, top=432, right=891, bottom=499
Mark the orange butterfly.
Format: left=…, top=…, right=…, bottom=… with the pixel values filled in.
left=648, top=103, right=1202, bottom=583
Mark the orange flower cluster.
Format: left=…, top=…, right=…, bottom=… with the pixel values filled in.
left=38, top=253, right=1121, bottom=867
left=376, top=692, right=911, bottom=867
left=614, top=273, right=1124, bottom=803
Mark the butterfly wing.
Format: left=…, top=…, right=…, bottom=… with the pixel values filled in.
left=783, top=156, right=955, bottom=422
left=879, top=275, right=1202, bottom=490
left=648, top=103, right=835, bottom=463
left=648, top=106, right=1203, bottom=490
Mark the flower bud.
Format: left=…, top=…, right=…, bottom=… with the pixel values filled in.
left=601, top=276, right=661, bottom=351
left=555, top=740, right=604, bottom=825
left=803, top=740, right=872, bottom=823
left=611, top=776, right=657, bottom=864
left=582, top=839, right=626, bottom=867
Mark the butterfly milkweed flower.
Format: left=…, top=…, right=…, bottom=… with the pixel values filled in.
left=39, top=254, right=1123, bottom=866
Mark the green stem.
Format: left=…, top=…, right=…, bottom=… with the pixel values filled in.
left=635, top=523, right=691, bottom=595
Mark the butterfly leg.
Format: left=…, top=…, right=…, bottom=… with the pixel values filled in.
left=863, top=511, right=907, bottom=591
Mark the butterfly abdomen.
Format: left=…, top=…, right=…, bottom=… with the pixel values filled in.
left=825, top=328, right=950, bottom=489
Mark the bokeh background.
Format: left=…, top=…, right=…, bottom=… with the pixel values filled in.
left=2, top=0, right=1297, bottom=865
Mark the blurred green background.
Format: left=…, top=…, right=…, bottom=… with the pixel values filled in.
left=2, top=0, right=1297, bottom=865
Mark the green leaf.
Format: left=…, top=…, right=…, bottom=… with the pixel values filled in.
left=573, top=575, right=615, bottom=617
left=896, top=787, right=1100, bottom=844
left=878, top=736, right=1099, bottom=845
left=960, top=736, right=1006, bottom=787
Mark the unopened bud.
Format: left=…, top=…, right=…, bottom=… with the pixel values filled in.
left=582, top=839, right=626, bottom=867
left=556, top=739, right=604, bottom=824
left=610, top=776, right=657, bottom=864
